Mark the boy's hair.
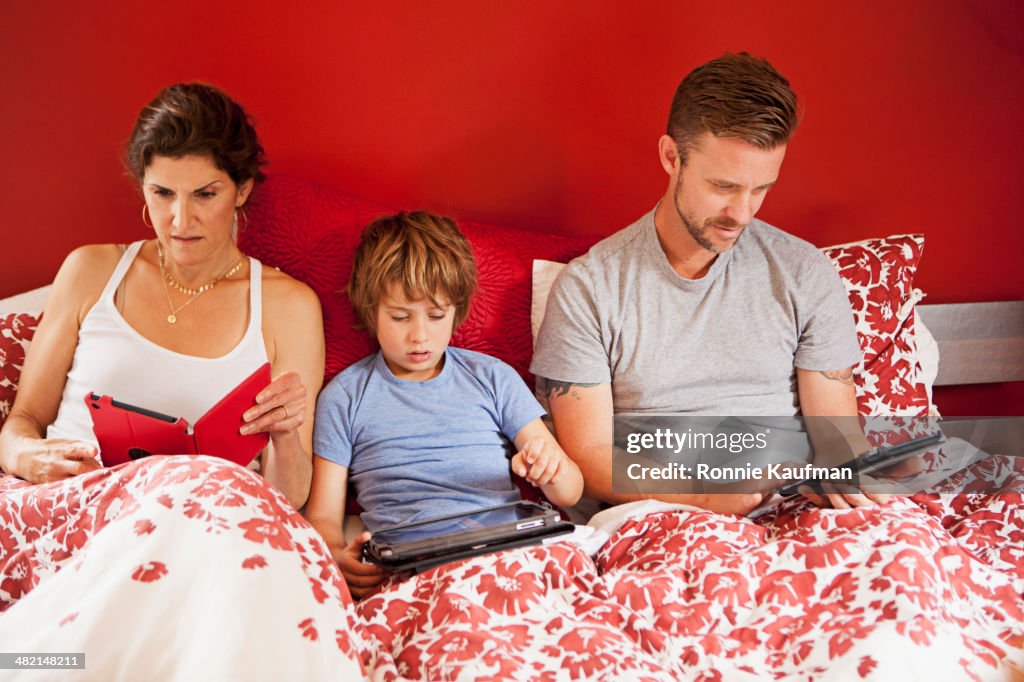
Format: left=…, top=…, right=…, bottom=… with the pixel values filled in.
left=667, top=52, right=798, bottom=165
left=348, top=211, right=478, bottom=333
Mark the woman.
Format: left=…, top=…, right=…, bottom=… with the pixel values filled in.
left=0, top=84, right=364, bottom=679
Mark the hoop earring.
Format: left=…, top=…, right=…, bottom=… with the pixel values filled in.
left=142, top=204, right=154, bottom=228
left=237, top=206, right=249, bottom=233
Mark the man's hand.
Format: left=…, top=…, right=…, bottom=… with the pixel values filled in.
left=684, top=493, right=765, bottom=516
left=795, top=453, right=927, bottom=510
left=798, top=482, right=892, bottom=510
left=693, top=460, right=813, bottom=515
left=333, top=531, right=387, bottom=600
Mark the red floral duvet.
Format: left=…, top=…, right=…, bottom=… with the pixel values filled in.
left=2, top=457, right=1022, bottom=681
left=0, top=457, right=365, bottom=680
left=358, top=491, right=1024, bottom=681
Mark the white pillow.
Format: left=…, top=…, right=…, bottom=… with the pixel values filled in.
left=914, top=316, right=940, bottom=414
left=530, top=260, right=566, bottom=350
left=0, top=285, right=52, bottom=316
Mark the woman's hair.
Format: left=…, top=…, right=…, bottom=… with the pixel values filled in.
left=125, top=82, right=266, bottom=189
left=348, top=211, right=478, bottom=334
left=667, top=52, right=798, bottom=164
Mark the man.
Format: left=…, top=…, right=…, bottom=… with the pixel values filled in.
left=531, top=52, right=883, bottom=514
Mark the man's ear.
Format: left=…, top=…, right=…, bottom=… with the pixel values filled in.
left=658, top=135, right=681, bottom=175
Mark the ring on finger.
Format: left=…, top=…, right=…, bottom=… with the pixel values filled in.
left=280, top=405, right=290, bottom=419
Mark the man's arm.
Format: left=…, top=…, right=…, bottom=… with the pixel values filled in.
left=544, top=378, right=765, bottom=515
left=796, top=366, right=891, bottom=508
left=796, top=366, right=870, bottom=463
left=543, top=378, right=613, bottom=501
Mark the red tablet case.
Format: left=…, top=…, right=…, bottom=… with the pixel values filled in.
left=86, top=363, right=272, bottom=467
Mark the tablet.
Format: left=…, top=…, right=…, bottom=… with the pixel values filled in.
left=86, top=363, right=271, bottom=467
left=777, top=430, right=945, bottom=497
left=363, top=501, right=575, bottom=573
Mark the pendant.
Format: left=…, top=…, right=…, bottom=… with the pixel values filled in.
left=167, top=314, right=177, bottom=324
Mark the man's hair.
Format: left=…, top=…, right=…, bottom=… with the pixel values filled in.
left=667, top=52, right=798, bottom=163
left=348, top=211, right=478, bottom=334
left=125, top=82, right=266, bottom=190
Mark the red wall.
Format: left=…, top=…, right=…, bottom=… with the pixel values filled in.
left=2, top=2, right=1022, bottom=414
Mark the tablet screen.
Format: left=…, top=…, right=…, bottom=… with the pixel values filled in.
left=371, top=503, right=547, bottom=547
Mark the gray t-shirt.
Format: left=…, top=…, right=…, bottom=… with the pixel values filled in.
left=530, top=209, right=861, bottom=416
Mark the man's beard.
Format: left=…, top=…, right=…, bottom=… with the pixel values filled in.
left=673, top=176, right=746, bottom=254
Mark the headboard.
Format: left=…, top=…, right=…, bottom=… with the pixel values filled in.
left=917, top=301, right=1024, bottom=386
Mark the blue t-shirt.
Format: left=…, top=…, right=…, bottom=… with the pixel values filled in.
left=313, top=347, right=546, bottom=531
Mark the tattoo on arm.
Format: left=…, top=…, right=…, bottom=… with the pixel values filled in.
left=819, top=367, right=855, bottom=386
left=544, top=379, right=599, bottom=401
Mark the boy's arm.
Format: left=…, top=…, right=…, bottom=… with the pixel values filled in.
left=304, top=456, right=385, bottom=599
left=304, top=456, right=349, bottom=554
left=512, top=418, right=584, bottom=508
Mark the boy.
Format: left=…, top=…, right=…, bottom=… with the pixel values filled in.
left=305, top=211, right=583, bottom=598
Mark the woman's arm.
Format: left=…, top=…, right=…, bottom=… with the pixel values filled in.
left=247, top=275, right=325, bottom=508
left=0, top=246, right=119, bottom=482
left=304, top=456, right=385, bottom=599
left=511, top=418, right=585, bottom=508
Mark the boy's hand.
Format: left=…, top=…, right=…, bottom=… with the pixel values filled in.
left=334, top=531, right=387, bottom=599
left=511, top=437, right=566, bottom=487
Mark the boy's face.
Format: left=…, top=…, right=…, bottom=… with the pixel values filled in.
left=375, top=283, right=456, bottom=382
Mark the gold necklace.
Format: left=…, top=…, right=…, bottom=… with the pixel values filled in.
left=156, top=241, right=245, bottom=324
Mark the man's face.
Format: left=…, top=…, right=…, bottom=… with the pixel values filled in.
left=671, top=132, right=787, bottom=254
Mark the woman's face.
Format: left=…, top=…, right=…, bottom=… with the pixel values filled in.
left=142, top=154, right=253, bottom=267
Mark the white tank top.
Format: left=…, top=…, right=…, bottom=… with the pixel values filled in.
left=48, top=241, right=270, bottom=453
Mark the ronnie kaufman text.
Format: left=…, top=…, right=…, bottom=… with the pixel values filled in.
left=625, top=462, right=854, bottom=482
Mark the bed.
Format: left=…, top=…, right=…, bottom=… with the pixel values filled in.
left=1, top=174, right=1022, bottom=680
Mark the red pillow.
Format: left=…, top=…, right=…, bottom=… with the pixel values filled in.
left=0, top=313, right=40, bottom=429
left=241, top=175, right=596, bottom=387
left=822, top=235, right=929, bottom=417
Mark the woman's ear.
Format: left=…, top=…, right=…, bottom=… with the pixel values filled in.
left=236, top=178, right=255, bottom=207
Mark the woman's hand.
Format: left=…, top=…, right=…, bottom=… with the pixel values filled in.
left=5, top=437, right=101, bottom=484
left=333, top=531, right=387, bottom=600
left=241, top=371, right=307, bottom=441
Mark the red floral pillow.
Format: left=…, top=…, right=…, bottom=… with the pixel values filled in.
left=822, top=235, right=929, bottom=416
left=0, top=313, right=40, bottom=429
